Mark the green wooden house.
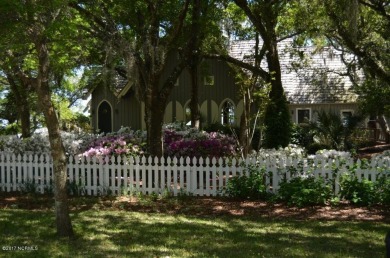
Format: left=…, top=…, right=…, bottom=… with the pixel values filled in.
left=89, top=40, right=372, bottom=135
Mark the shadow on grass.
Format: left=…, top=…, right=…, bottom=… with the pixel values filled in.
left=1, top=209, right=389, bottom=258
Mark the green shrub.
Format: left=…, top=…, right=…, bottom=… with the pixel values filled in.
left=374, top=176, right=390, bottom=205
left=67, top=180, right=85, bottom=196
left=19, top=179, right=39, bottom=195
left=374, top=171, right=390, bottom=205
left=306, top=143, right=331, bottom=155
left=263, top=97, right=291, bottom=148
left=339, top=173, right=376, bottom=205
left=225, top=165, right=270, bottom=200
left=277, top=176, right=332, bottom=207
left=290, top=123, right=314, bottom=148
left=203, top=122, right=240, bottom=136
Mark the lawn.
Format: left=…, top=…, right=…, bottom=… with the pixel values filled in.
left=0, top=195, right=389, bottom=258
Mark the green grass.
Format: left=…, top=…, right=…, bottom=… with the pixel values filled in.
left=1, top=206, right=389, bottom=258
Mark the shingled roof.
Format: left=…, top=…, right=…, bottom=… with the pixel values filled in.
left=229, top=40, right=359, bottom=104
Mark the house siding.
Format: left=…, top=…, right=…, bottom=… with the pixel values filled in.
left=91, top=84, right=143, bottom=132
left=91, top=58, right=241, bottom=131
left=164, top=58, right=240, bottom=126
left=91, top=84, right=117, bottom=133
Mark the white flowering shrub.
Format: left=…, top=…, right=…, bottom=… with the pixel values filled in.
left=163, top=122, right=190, bottom=131
left=373, top=150, right=390, bottom=163
left=311, top=149, right=351, bottom=160
left=0, top=131, right=101, bottom=156
left=61, top=131, right=102, bottom=155
left=249, top=144, right=306, bottom=159
left=0, top=134, right=50, bottom=155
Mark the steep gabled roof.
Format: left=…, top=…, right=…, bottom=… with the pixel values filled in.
left=229, top=40, right=359, bottom=104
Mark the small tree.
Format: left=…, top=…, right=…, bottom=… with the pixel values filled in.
left=0, top=0, right=92, bottom=237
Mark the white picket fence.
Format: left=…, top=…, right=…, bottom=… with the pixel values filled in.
left=0, top=152, right=389, bottom=196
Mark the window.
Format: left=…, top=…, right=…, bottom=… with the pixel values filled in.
left=221, top=100, right=235, bottom=125
left=296, top=108, right=311, bottom=124
left=204, top=76, right=214, bottom=86
left=341, top=110, right=353, bottom=127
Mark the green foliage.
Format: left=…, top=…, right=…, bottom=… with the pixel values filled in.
left=290, top=123, right=314, bottom=148
left=324, top=0, right=390, bottom=116
left=356, top=78, right=390, bottom=118
left=306, top=143, right=332, bottom=155
left=263, top=97, right=292, bottom=148
left=0, top=123, right=19, bottom=136
left=19, top=179, right=39, bottom=195
left=225, top=165, right=270, bottom=200
left=67, top=180, right=85, bottom=197
left=339, top=173, right=376, bottom=205
left=340, top=170, right=390, bottom=206
left=293, top=111, right=362, bottom=152
left=0, top=91, right=18, bottom=124
left=290, top=123, right=332, bottom=154
left=277, top=176, right=332, bottom=207
left=310, top=111, right=345, bottom=149
left=203, top=122, right=239, bottom=136
left=221, top=1, right=255, bottom=40
left=374, top=175, right=390, bottom=205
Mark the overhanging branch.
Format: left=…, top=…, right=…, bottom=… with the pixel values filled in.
left=204, top=53, right=270, bottom=81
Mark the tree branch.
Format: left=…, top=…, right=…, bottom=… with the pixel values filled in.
left=204, top=53, right=270, bottom=81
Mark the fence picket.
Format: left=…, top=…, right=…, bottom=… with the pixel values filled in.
left=0, top=152, right=388, bottom=197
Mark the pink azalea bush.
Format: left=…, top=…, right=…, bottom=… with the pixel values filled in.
left=164, top=128, right=237, bottom=158
left=81, top=129, right=146, bottom=158
left=80, top=126, right=237, bottom=159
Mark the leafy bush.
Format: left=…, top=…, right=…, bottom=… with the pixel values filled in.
left=306, top=143, right=331, bottom=155
left=374, top=175, right=390, bottom=205
left=263, top=97, right=292, bottom=148
left=277, top=176, right=332, bottom=207
left=225, top=165, right=270, bottom=199
left=66, top=180, right=85, bottom=196
left=340, top=170, right=390, bottom=205
left=290, top=123, right=315, bottom=148
left=339, top=173, right=376, bottom=205
left=19, top=179, right=39, bottom=195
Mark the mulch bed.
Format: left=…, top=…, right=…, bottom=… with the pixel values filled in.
left=1, top=193, right=389, bottom=222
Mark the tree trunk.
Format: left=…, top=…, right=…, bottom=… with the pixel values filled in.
left=239, top=89, right=251, bottom=157
left=35, top=38, right=73, bottom=238
left=190, top=60, right=200, bottom=129
left=5, top=73, right=32, bottom=138
left=146, top=92, right=165, bottom=158
left=233, top=0, right=291, bottom=148
left=263, top=42, right=291, bottom=147
left=189, top=0, right=201, bottom=129
left=19, top=102, right=31, bottom=138
left=377, top=115, right=390, bottom=143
